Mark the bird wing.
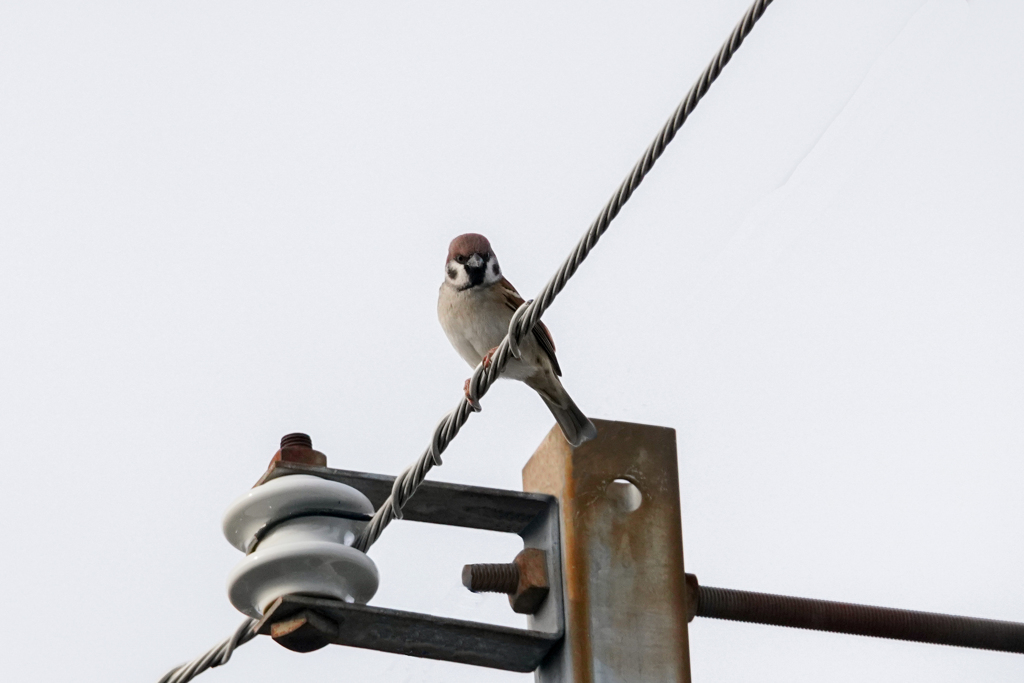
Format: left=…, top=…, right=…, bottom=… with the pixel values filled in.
left=498, top=277, right=562, bottom=376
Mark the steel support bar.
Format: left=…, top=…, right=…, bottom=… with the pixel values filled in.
left=256, top=462, right=551, bottom=534
left=693, top=583, right=1024, bottom=654
left=523, top=420, right=692, bottom=683
left=256, top=595, right=560, bottom=671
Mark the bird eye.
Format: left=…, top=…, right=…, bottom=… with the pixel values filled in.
left=456, top=255, right=467, bottom=264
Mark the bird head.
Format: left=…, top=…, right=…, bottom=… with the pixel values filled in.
left=445, top=233, right=502, bottom=290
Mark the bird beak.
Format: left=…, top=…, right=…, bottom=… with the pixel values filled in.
left=467, top=254, right=484, bottom=268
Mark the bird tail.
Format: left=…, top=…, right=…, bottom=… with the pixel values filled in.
left=539, top=387, right=598, bottom=448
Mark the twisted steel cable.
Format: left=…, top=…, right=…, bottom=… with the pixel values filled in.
left=158, top=618, right=258, bottom=683
left=353, top=0, right=775, bottom=554
left=158, top=1, right=776, bottom=679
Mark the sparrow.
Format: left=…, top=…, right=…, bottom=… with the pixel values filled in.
left=437, top=233, right=597, bottom=447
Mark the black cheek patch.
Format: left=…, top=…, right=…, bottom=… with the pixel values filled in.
left=447, top=265, right=458, bottom=280
left=492, top=263, right=500, bottom=276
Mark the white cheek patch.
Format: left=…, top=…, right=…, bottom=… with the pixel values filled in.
left=446, top=261, right=469, bottom=288
left=483, top=258, right=502, bottom=285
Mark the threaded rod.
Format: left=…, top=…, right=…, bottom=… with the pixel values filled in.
left=280, top=433, right=312, bottom=449
left=462, top=563, right=520, bottom=594
left=695, top=584, right=1024, bottom=654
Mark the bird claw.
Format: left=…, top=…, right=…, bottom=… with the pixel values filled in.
left=482, top=347, right=499, bottom=369
left=463, top=378, right=482, bottom=412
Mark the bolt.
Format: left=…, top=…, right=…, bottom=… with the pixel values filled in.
left=462, top=562, right=520, bottom=594
left=462, top=548, right=550, bottom=614
left=685, top=572, right=700, bottom=623
left=269, top=609, right=339, bottom=653
left=267, top=432, right=327, bottom=469
left=280, top=433, right=313, bottom=449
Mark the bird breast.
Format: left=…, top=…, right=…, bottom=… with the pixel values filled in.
left=437, top=282, right=514, bottom=367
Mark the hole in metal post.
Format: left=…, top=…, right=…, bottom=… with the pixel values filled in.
left=606, top=478, right=642, bottom=513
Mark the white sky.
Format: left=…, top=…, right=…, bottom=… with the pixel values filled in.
left=1, top=0, right=1022, bottom=681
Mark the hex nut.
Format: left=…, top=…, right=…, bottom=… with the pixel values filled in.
left=261, top=434, right=328, bottom=476
left=270, top=609, right=339, bottom=653
left=508, top=548, right=550, bottom=615
left=269, top=445, right=328, bottom=469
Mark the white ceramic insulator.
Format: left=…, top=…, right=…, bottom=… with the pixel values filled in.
left=222, top=474, right=380, bottom=618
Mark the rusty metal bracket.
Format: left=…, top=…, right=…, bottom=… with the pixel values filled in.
left=255, top=461, right=565, bottom=671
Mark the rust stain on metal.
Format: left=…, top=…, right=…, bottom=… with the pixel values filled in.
left=523, top=419, right=691, bottom=683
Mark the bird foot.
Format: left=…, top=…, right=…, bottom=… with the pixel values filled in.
left=482, top=346, right=499, bottom=369
left=463, top=378, right=482, bottom=412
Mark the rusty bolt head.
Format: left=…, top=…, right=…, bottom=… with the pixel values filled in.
left=269, top=608, right=339, bottom=653
left=268, top=432, right=328, bottom=469
left=509, top=548, right=550, bottom=615
left=462, top=548, right=550, bottom=614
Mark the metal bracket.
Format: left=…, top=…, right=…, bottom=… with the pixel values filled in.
left=255, top=595, right=560, bottom=671
left=253, top=462, right=565, bottom=671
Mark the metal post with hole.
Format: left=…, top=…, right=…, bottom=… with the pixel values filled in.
left=523, top=419, right=692, bottom=683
